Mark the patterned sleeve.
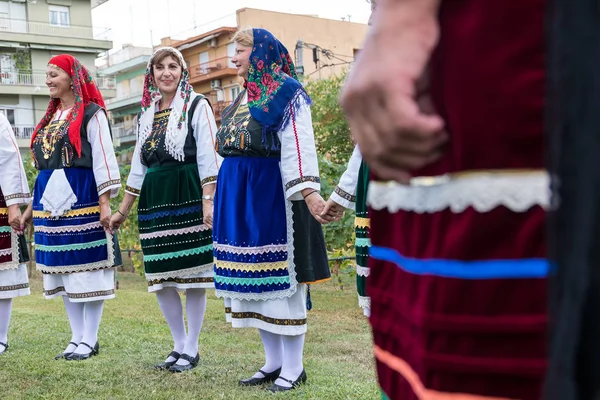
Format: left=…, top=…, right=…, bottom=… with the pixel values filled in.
left=0, top=114, right=31, bottom=206
left=330, top=145, right=362, bottom=210
left=87, top=110, right=121, bottom=198
left=192, top=97, right=221, bottom=187
left=278, top=99, right=321, bottom=200
left=125, top=130, right=147, bottom=197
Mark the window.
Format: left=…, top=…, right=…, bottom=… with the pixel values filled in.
left=230, top=85, right=241, bottom=101
left=227, top=43, right=236, bottom=68
left=49, top=5, right=70, bottom=28
left=0, top=109, right=15, bottom=125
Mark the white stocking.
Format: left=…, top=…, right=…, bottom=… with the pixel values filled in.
left=175, top=288, right=207, bottom=366
left=251, top=329, right=283, bottom=378
left=62, top=297, right=84, bottom=353
left=276, top=333, right=305, bottom=387
left=156, top=287, right=186, bottom=363
left=0, top=299, right=12, bottom=353
left=74, top=300, right=104, bottom=355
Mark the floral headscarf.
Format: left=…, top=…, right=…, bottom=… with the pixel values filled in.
left=245, top=29, right=311, bottom=137
left=31, top=54, right=105, bottom=157
left=138, top=47, right=195, bottom=161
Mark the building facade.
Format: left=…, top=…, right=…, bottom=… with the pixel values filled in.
left=161, top=8, right=368, bottom=123
left=0, top=0, right=115, bottom=149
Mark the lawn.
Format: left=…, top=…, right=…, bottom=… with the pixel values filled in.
left=0, top=270, right=378, bottom=399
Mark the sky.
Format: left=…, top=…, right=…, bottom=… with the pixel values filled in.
left=92, top=0, right=371, bottom=52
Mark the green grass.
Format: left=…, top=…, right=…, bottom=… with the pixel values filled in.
left=0, top=271, right=378, bottom=399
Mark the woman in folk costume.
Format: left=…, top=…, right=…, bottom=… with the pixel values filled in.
left=0, top=113, right=31, bottom=355
left=110, top=47, right=220, bottom=373
left=22, top=54, right=121, bottom=361
left=213, top=28, right=333, bottom=392
left=324, top=145, right=371, bottom=316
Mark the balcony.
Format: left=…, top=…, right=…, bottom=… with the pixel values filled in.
left=0, top=17, right=112, bottom=51
left=0, top=70, right=116, bottom=98
left=111, top=123, right=137, bottom=148
left=189, top=57, right=238, bottom=84
left=13, top=125, right=35, bottom=140
left=212, top=100, right=233, bottom=122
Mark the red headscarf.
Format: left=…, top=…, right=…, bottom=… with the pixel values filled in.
left=31, top=54, right=106, bottom=157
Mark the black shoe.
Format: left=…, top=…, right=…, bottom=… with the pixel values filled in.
left=266, top=369, right=307, bottom=392
left=65, top=342, right=99, bottom=361
left=0, top=341, right=8, bottom=355
left=153, top=351, right=181, bottom=370
left=54, top=342, right=78, bottom=360
left=168, top=353, right=199, bottom=373
left=239, top=368, right=282, bottom=386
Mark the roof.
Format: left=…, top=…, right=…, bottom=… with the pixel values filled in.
left=170, top=26, right=237, bottom=49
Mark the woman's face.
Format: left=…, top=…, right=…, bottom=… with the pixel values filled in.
left=231, top=43, right=252, bottom=79
left=46, top=65, right=72, bottom=100
left=152, top=55, right=182, bottom=96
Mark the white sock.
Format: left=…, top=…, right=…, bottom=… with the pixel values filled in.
left=251, top=329, right=283, bottom=378
left=156, top=287, right=186, bottom=363
left=276, top=333, right=305, bottom=387
left=74, top=300, right=104, bottom=355
left=0, top=299, right=12, bottom=353
left=176, top=288, right=206, bottom=366
left=62, top=297, right=84, bottom=353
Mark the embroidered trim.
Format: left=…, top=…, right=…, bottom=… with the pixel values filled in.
left=0, top=248, right=10, bottom=256
left=213, top=243, right=288, bottom=255
left=35, top=239, right=107, bottom=253
left=0, top=208, right=7, bottom=216
left=354, top=217, right=370, bottom=229
left=356, top=265, right=370, bottom=277
left=290, top=105, right=303, bottom=177
left=201, top=176, right=217, bottom=186
left=34, top=221, right=103, bottom=234
left=144, top=262, right=214, bottom=280
left=284, top=176, right=320, bottom=191
left=138, top=205, right=201, bottom=221
left=224, top=307, right=232, bottom=314
left=143, top=244, right=213, bottom=262
left=45, top=287, right=115, bottom=299
left=231, top=311, right=307, bottom=326
left=33, top=206, right=100, bottom=219
left=215, top=275, right=290, bottom=286
left=215, top=260, right=289, bottom=272
left=355, top=238, right=371, bottom=248
left=140, top=224, right=209, bottom=240
left=125, top=185, right=141, bottom=195
left=334, top=186, right=356, bottom=203
left=97, top=179, right=121, bottom=193
left=0, top=227, right=11, bottom=233
left=138, top=199, right=198, bottom=212
left=36, top=233, right=115, bottom=274
left=0, top=283, right=29, bottom=292
left=368, top=170, right=550, bottom=213
left=147, top=276, right=214, bottom=287
left=4, top=192, right=31, bottom=201
left=215, top=199, right=299, bottom=301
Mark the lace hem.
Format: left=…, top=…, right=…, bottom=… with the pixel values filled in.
left=354, top=217, right=370, bottom=229
left=34, top=221, right=102, bottom=234
left=36, top=238, right=106, bottom=253
left=143, top=244, right=213, bottom=262
left=358, top=295, right=371, bottom=310
left=0, top=231, right=20, bottom=271
left=355, top=238, right=371, bottom=248
left=33, top=206, right=100, bottom=219
left=213, top=242, right=288, bottom=256
left=144, top=262, right=214, bottom=280
left=356, top=265, right=370, bottom=277
left=214, top=199, right=299, bottom=301
left=368, top=170, right=550, bottom=213
left=137, top=205, right=201, bottom=221
left=36, top=232, right=115, bottom=274
left=215, top=260, right=288, bottom=272
left=139, top=224, right=209, bottom=240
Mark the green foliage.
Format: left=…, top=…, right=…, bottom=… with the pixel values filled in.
left=12, top=49, right=32, bottom=74
left=306, top=72, right=357, bottom=279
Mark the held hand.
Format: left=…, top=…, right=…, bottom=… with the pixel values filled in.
left=304, top=192, right=329, bottom=224
left=109, top=211, right=127, bottom=232
left=99, top=203, right=112, bottom=234
left=7, top=204, right=22, bottom=234
left=321, top=198, right=345, bottom=222
left=202, top=200, right=214, bottom=229
left=19, top=204, right=32, bottom=235
left=340, top=6, right=447, bottom=183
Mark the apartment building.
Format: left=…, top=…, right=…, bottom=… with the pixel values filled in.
left=0, top=0, right=115, bottom=148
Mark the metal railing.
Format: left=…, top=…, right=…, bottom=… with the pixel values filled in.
left=13, top=125, right=35, bottom=139
left=111, top=123, right=136, bottom=139
left=191, top=57, right=235, bottom=78
left=0, top=71, right=116, bottom=90
left=0, top=17, right=111, bottom=40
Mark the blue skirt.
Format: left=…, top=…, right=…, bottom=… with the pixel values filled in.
left=213, top=157, right=329, bottom=301
left=33, top=168, right=121, bottom=274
